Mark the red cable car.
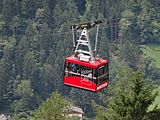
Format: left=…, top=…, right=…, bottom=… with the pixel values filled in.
left=64, top=20, right=109, bottom=92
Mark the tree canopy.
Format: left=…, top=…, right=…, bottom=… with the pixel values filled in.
left=0, top=0, right=159, bottom=119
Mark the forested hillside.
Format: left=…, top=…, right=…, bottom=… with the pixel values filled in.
left=0, top=0, right=160, bottom=119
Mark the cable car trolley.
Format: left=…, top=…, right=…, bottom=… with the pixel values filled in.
left=64, top=20, right=109, bottom=92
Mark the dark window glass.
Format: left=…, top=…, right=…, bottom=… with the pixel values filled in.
left=81, top=66, right=93, bottom=81
left=105, top=63, right=109, bottom=73
left=81, top=66, right=92, bottom=75
left=97, top=63, right=109, bottom=84
left=98, top=65, right=105, bottom=76
left=65, top=62, right=80, bottom=76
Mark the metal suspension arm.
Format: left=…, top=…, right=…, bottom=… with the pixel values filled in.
left=72, top=26, right=76, bottom=48
left=71, top=20, right=102, bottom=62
left=94, top=25, right=100, bottom=52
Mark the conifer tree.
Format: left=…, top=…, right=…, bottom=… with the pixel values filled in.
left=102, top=66, right=157, bottom=120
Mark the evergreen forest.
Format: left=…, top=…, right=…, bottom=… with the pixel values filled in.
left=0, top=0, right=160, bottom=119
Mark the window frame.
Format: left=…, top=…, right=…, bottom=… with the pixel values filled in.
left=96, top=63, right=109, bottom=85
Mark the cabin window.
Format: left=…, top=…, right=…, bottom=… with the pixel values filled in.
left=81, top=66, right=92, bottom=75
left=80, top=66, right=93, bottom=81
left=65, top=62, right=80, bottom=76
left=97, top=63, right=109, bottom=85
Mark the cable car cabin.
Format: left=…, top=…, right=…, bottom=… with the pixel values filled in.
left=64, top=56, right=109, bottom=92
left=64, top=20, right=109, bottom=92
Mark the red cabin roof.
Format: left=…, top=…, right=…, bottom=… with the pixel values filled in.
left=65, top=55, right=109, bottom=68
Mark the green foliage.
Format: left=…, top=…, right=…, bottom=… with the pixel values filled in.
left=13, top=112, right=19, bottom=120
left=39, top=63, right=57, bottom=98
left=22, top=51, right=36, bottom=80
left=0, top=40, right=15, bottom=101
left=148, top=86, right=160, bottom=111
left=0, top=0, right=159, bottom=119
left=0, top=61, right=5, bottom=100
left=68, top=88, right=100, bottom=116
left=119, top=41, right=142, bottom=68
left=144, top=45, right=160, bottom=68
left=91, top=100, right=107, bottom=120
left=33, top=91, right=70, bottom=120
left=8, top=80, right=35, bottom=119
left=137, top=0, right=160, bottom=43
left=144, top=108, right=160, bottom=120
left=105, top=67, right=157, bottom=120
left=14, top=80, right=34, bottom=99
left=141, top=45, right=160, bottom=85
left=11, top=80, right=34, bottom=112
